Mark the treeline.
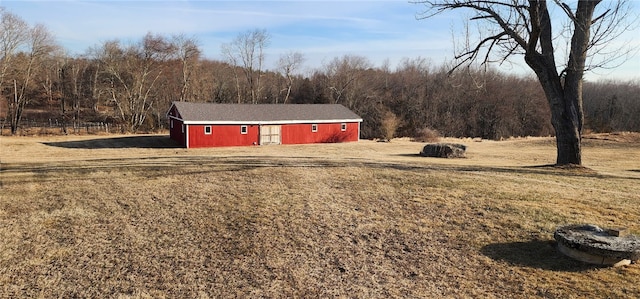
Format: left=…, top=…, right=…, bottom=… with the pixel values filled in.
left=1, top=9, right=638, bottom=138
left=583, top=80, right=640, bottom=133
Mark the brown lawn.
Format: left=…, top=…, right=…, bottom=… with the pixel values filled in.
left=1, top=133, right=639, bottom=298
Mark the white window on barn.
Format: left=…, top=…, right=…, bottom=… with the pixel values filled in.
left=241, top=125, right=248, bottom=134
left=204, top=126, right=212, bottom=135
left=341, top=123, right=347, bottom=131
left=170, top=120, right=174, bottom=129
left=311, top=124, right=318, bottom=132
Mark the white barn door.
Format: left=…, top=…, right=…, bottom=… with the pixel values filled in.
left=260, top=125, right=281, bottom=145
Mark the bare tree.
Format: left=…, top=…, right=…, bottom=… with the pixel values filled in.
left=276, top=51, right=304, bottom=104
left=92, top=33, right=175, bottom=132
left=4, top=22, right=58, bottom=135
left=415, top=0, right=635, bottom=165
left=172, top=34, right=201, bottom=102
left=220, top=43, right=243, bottom=103
left=323, top=55, right=372, bottom=108
left=60, top=57, right=97, bottom=131
left=39, top=52, right=64, bottom=132
left=0, top=9, right=28, bottom=132
left=221, top=29, right=271, bottom=104
left=0, top=9, right=28, bottom=88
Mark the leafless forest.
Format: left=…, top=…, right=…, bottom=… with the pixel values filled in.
left=1, top=9, right=639, bottom=138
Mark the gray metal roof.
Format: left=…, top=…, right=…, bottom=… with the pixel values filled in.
left=170, top=102, right=363, bottom=124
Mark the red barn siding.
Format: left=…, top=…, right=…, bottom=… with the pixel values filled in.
left=169, top=119, right=186, bottom=147
left=281, top=122, right=359, bottom=144
left=168, top=106, right=187, bottom=147
left=187, top=124, right=259, bottom=148
left=171, top=121, right=359, bottom=148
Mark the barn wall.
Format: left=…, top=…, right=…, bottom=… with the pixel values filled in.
left=168, top=105, right=186, bottom=147
left=281, top=122, right=359, bottom=144
left=188, top=124, right=259, bottom=148
left=169, top=118, right=186, bottom=147
left=176, top=121, right=359, bottom=148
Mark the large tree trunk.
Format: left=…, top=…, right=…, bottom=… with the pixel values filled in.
left=552, top=0, right=599, bottom=166
left=551, top=102, right=582, bottom=165
left=530, top=74, right=584, bottom=166
left=526, top=62, right=583, bottom=165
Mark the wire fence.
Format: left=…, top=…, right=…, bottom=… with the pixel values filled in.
left=0, top=119, right=127, bottom=135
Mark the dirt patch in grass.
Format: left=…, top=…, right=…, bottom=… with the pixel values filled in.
left=1, top=134, right=640, bottom=297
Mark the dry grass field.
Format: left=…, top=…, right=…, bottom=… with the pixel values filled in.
left=1, top=133, right=640, bottom=298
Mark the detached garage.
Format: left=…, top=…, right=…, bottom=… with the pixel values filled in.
left=167, top=102, right=363, bottom=148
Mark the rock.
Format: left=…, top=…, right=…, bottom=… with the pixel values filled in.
left=420, top=143, right=466, bottom=158
left=554, top=224, right=640, bottom=267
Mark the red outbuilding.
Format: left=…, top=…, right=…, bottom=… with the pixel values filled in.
left=167, top=102, right=363, bottom=148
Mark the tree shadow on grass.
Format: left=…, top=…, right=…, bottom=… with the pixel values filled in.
left=42, top=135, right=181, bottom=149
left=480, top=240, right=602, bottom=272
left=392, top=153, right=640, bottom=180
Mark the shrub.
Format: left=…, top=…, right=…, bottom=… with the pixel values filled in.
left=413, top=127, right=441, bottom=142
left=381, top=111, right=401, bottom=141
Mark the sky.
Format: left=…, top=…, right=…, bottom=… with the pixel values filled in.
left=1, top=0, right=639, bottom=81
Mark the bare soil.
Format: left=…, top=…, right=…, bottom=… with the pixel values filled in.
left=1, top=133, right=640, bottom=298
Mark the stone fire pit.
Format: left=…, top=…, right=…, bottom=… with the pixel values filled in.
left=554, top=224, right=640, bottom=267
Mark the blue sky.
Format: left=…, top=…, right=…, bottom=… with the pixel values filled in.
left=1, top=0, right=639, bottom=81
